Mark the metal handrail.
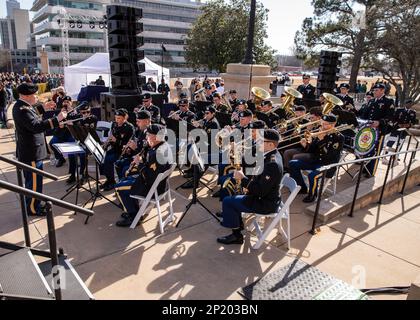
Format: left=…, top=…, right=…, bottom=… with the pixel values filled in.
left=318, top=147, right=420, bottom=172
left=0, top=179, right=93, bottom=216
left=310, top=143, right=419, bottom=235
left=0, top=155, right=58, bottom=181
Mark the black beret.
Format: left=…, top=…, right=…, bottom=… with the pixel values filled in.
left=212, top=92, right=222, bottom=98
left=178, top=98, right=189, bottom=105
left=294, top=105, right=306, bottom=112
left=147, top=124, right=165, bottom=135
left=250, top=120, right=265, bottom=129
left=339, top=83, right=350, bottom=89
left=115, top=108, right=128, bottom=116
left=280, top=93, right=286, bottom=98
left=262, top=100, right=272, bottom=106
left=240, top=109, right=253, bottom=117
left=63, top=95, right=72, bottom=101
left=179, top=92, right=187, bottom=99
left=143, top=93, right=152, bottom=100
left=264, top=129, right=280, bottom=142
left=322, top=114, right=337, bottom=123
left=237, top=99, right=247, bottom=105
left=405, top=99, right=414, bottom=105
left=302, top=74, right=310, bottom=79
left=17, top=82, right=38, bottom=95
left=366, top=91, right=374, bottom=97
left=372, top=83, right=385, bottom=90
left=136, top=110, right=151, bottom=120
left=206, top=106, right=216, bottom=113
left=229, top=89, right=237, bottom=94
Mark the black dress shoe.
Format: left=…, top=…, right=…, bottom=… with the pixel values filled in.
left=55, top=159, right=66, bottom=168
left=302, top=194, right=317, bottom=203
left=217, top=233, right=244, bottom=245
left=183, top=171, right=193, bottom=179
left=212, top=189, right=221, bottom=198
left=103, top=181, right=115, bottom=191
left=215, top=211, right=223, bottom=218
left=116, top=217, right=134, bottom=227
left=120, top=212, right=129, bottom=219
left=66, top=175, right=76, bottom=185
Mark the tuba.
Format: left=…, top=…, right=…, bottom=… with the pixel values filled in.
left=251, top=87, right=271, bottom=107
left=274, top=86, right=304, bottom=130
left=322, top=93, right=343, bottom=114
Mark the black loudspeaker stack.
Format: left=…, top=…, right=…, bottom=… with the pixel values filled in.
left=316, top=51, right=342, bottom=97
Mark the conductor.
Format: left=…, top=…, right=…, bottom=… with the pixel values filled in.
left=12, top=83, right=67, bottom=216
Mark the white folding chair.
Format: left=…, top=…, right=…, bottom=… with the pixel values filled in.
left=130, top=164, right=176, bottom=232
left=96, top=121, right=112, bottom=144
left=242, top=174, right=301, bottom=250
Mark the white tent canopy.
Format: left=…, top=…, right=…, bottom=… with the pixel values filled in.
left=64, top=53, right=170, bottom=98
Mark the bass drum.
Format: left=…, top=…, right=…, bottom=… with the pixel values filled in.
left=354, top=124, right=379, bottom=156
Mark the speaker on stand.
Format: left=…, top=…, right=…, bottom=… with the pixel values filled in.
left=316, top=51, right=342, bottom=97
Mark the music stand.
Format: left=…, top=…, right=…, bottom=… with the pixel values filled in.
left=176, top=142, right=220, bottom=228
left=55, top=142, right=94, bottom=208
left=82, top=133, right=121, bottom=224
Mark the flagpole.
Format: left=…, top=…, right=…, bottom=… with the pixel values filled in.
left=161, top=43, right=164, bottom=82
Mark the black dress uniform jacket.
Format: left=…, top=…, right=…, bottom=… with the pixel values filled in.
left=297, top=84, right=316, bottom=105
left=241, top=149, right=284, bottom=214
left=143, top=105, right=161, bottom=124
left=336, top=94, right=355, bottom=113
left=358, top=95, right=395, bottom=134
left=131, top=141, right=172, bottom=197
left=13, top=99, right=60, bottom=162
left=307, top=131, right=344, bottom=177
left=110, top=121, right=135, bottom=155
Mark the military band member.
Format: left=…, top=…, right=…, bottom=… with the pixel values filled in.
left=358, top=83, right=395, bottom=177
left=336, top=83, right=355, bottom=113
left=169, top=98, right=196, bottom=127
left=383, top=99, right=417, bottom=164
left=115, top=110, right=151, bottom=180
left=217, top=129, right=283, bottom=245
left=289, top=114, right=344, bottom=203
left=283, top=107, right=323, bottom=172
left=213, top=92, right=230, bottom=113
left=296, top=74, right=316, bottom=107
left=257, top=100, right=281, bottom=128
left=13, top=83, right=67, bottom=216
left=100, top=109, right=135, bottom=191
left=357, top=91, right=374, bottom=117
left=115, top=124, right=172, bottom=227
left=231, top=99, right=248, bottom=125
left=139, top=93, right=160, bottom=124
left=229, top=89, right=239, bottom=108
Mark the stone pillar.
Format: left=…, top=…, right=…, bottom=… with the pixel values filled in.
left=221, top=63, right=275, bottom=101
left=40, top=49, right=49, bottom=74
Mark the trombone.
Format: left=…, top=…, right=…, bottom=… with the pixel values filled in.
left=278, top=124, right=354, bottom=150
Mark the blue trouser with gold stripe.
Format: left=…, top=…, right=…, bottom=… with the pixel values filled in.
left=289, top=160, right=322, bottom=197
left=114, top=176, right=138, bottom=216
left=23, top=160, right=43, bottom=215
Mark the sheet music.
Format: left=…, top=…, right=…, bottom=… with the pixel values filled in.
left=53, top=142, right=85, bottom=157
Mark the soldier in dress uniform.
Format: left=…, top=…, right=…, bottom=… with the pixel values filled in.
left=256, top=100, right=280, bottom=128
left=100, top=108, right=135, bottom=191
left=358, top=83, right=395, bottom=177
left=217, top=129, right=283, bottom=245
left=230, top=99, right=248, bottom=126
left=357, top=91, right=374, bottom=117
left=114, top=110, right=151, bottom=180
left=12, top=82, right=67, bottom=216
left=213, top=92, right=230, bottom=114
left=229, top=89, right=239, bottom=108
left=336, top=83, right=356, bottom=113
left=289, top=114, right=344, bottom=203
left=139, top=93, right=160, bottom=124
left=382, top=98, right=417, bottom=164
left=169, top=98, right=196, bottom=128
left=115, top=124, right=172, bottom=227
left=296, top=74, right=316, bottom=107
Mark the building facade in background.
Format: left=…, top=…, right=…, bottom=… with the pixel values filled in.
left=31, top=0, right=109, bottom=74
left=113, top=0, right=202, bottom=76
left=0, top=3, right=35, bottom=73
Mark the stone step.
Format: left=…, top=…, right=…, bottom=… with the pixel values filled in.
left=305, top=159, right=420, bottom=223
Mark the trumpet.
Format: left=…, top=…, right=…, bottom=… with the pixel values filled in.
left=278, top=124, right=354, bottom=150
left=274, top=114, right=308, bottom=130
left=191, top=119, right=205, bottom=128
left=168, top=110, right=182, bottom=119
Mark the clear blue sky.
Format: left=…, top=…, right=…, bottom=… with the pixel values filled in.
left=0, top=0, right=315, bottom=54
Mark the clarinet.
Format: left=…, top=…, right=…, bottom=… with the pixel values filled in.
left=125, top=140, right=148, bottom=177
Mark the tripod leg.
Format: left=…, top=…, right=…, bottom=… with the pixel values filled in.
left=196, top=198, right=220, bottom=222
left=175, top=202, right=194, bottom=228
